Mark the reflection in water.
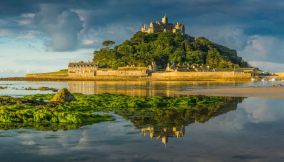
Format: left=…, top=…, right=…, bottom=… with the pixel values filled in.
left=141, top=126, right=185, bottom=145
left=0, top=95, right=245, bottom=144
left=1, top=98, right=284, bottom=161
left=68, top=81, right=246, bottom=96
left=0, top=80, right=280, bottom=97
left=0, top=123, right=82, bottom=131
left=117, top=97, right=245, bottom=144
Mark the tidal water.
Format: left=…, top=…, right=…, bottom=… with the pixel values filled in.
left=0, top=81, right=283, bottom=162
left=0, top=80, right=280, bottom=96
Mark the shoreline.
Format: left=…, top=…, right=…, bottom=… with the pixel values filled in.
left=0, top=77, right=212, bottom=82
left=180, top=87, right=284, bottom=98
left=0, top=76, right=250, bottom=82
left=1, top=77, right=284, bottom=98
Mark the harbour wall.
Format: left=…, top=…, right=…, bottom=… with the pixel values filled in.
left=23, top=71, right=251, bottom=81
left=151, top=72, right=251, bottom=81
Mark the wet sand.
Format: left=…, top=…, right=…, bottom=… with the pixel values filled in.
left=181, top=87, right=284, bottom=98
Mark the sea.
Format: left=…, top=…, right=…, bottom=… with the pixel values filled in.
left=0, top=80, right=283, bottom=162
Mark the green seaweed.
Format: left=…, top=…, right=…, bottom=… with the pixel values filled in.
left=0, top=93, right=242, bottom=130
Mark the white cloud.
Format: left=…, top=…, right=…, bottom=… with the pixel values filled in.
left=80, top=22, right=138, bottom=48
left=82, top=39, right=95, bottom=46
left=190, top=24, right=284, bottom=71
left=240, top=35, right=277, bottom=60
left=190, top=25, right=248, bottom=50
left=249, top=61, right=284, bottom=72
left=0, top=42, right=93, bottom=77
left=34, top=5, right=83, bottom=51
left=0, top=29, right=14, bottom=37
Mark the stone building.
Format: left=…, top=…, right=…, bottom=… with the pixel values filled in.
left=141, top=16, right=185, bottom=35
left=68, top=62, right=150, bottom=77
left=116, top=67, right=149, bottom=77
left=68, top=62, right=96, bottom=77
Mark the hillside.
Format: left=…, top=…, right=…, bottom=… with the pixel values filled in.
left=93, top=32, right=249, bottom=70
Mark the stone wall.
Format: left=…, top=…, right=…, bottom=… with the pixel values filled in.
left=96, top=69, right=118, bottom=76
left=117, top=67, right=149, bottom=77
left=151, top=72, right=251, bottom=81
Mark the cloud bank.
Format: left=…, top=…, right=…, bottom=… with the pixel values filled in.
left=0, top=0, right=284, bottom=73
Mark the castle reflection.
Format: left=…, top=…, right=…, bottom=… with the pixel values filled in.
left=67, top=81, right=243, bottom=96
left=116, top=97, right=245, bottom=144
left=141, top=126, right=185, bottom=145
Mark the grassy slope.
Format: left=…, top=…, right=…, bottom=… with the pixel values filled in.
left=26, top=69, right=68, bottom=77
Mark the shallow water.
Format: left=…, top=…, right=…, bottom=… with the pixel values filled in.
left=0, top=80, right=282, bottom=96
left=0, top=98, right=283, bottom=161
left=0, top=81, right=284, bottom=161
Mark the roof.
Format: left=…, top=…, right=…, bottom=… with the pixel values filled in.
left=118, top=67, right=147, bottom=71
left=68, top=62, right=94, bottom=67
left=239, top=68, right=257, bottom=70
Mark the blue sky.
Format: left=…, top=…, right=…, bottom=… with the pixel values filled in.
left=0, top=0, right=284, bottom=76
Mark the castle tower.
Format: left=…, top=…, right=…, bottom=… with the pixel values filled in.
left=141, top=24, right=147, bottom=33
left=148, top=22, right=155, bottom=33
left=162, top=15, right=168, bottom=24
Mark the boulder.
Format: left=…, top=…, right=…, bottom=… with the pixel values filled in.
left=50, top=88, right=75, bottom=102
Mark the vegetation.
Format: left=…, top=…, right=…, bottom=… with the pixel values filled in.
left=26, top=69, right=68, bottom=77
left=117, top=97, right=244, bottom=128
left=102, top=40, right=116, bottom=48
left=0, top=95, right=113, bottom=130
left=93, top=32, right=249, bottom=69
left=0, top=91, right=240, bottom=130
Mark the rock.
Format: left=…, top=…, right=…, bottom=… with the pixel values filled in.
left=50, top=88, right=75, bottom=102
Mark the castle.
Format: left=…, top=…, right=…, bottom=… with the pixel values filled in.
left=141, top=15, right=185, bottom=34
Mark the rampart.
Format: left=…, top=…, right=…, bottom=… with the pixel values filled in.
left=151, top=72, right=251, bottom=81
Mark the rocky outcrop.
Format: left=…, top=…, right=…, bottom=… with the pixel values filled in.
left=50, top=88, right=75, bottom=102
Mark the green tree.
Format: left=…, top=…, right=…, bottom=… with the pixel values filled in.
left=102, top=40, right=115, bottom=48
left=93, top=32, right=249, bottom=69
left=170, top=48, right=185, bottom=64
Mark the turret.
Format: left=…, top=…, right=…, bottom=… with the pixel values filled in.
left=162, top=15, right=168, bottom=24
left=141, top=24, right=147, bottom=33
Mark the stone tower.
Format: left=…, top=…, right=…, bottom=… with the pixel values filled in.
left=162, top=15, right=168, bottom=24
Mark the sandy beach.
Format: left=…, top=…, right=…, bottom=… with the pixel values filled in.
left=181, top=87, right=284, bottom=98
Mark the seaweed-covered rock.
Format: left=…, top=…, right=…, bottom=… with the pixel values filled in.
left=50, top=88, right=75, bottom=102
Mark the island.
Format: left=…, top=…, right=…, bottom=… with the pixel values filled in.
left=18, top=16, right=261, bottom=81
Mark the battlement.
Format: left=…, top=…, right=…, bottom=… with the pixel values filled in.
left=141, top=16, right=185, bottom=34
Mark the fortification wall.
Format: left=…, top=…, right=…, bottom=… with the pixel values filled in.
left=27, top=70, right=251, bottom=81
left=116, top=70, right=148, bottom=77
left=151, top=72, right=251, bottom=81
left=68, top=73, right=94, bottom=77
left=96, top=69, right=118, bottom=76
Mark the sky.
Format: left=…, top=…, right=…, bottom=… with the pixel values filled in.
left=0, top=0, right=284, bottom=77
